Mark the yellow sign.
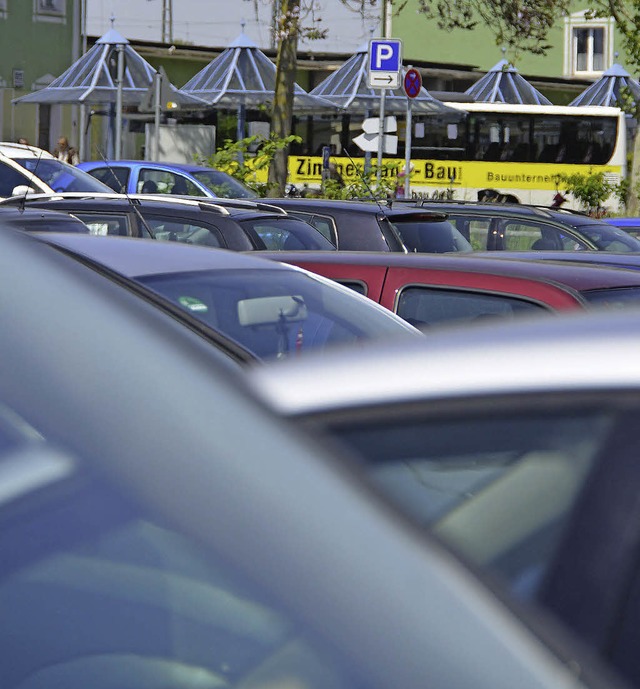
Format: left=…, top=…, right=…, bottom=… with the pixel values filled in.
left=282, top=156, right=622, bottom=191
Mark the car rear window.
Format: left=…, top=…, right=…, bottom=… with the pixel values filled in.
left=392, top=220, right=472, bottom=253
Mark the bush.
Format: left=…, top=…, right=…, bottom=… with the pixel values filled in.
left=558, top=170, right=618, bottom=217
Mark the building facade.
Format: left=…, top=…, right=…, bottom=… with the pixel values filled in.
left=0, top=0, right=81, bottom=149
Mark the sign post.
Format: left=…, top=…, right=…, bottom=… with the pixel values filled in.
left=403, top=67, right=422, bottom=198
left=368, top=39, right=402, bottom=185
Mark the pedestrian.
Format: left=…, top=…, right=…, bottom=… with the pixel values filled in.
left=53, top=136, right=79, bottom=165
left=17, top=137, right=29, bottom=146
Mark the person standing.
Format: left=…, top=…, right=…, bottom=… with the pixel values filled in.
left=53, top=136, right=79, bottom=165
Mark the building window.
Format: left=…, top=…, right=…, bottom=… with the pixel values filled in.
left=576, top=27, right=604, bottom=72
left=34, top=0, right=65, bottom=21
left=564, top=12, right=613, bottom=77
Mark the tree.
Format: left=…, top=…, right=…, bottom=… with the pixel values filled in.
left=268, top=0, right=301, bottom=195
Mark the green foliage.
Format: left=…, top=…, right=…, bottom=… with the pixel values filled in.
left=199, top=133, right=302, bottom=197
left=558, top=170, right=618, bottom=216
left=318, top=163, right=399, bottom=200
left=344, top=0, right=571, bottom=56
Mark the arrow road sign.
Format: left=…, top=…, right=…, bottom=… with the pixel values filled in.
left=368, top=38, right=402, bottom=90
left=362, top=116, right=397, bottom=135
left=354, top=115, right=398, bottom=153
left=353, top=132, right=398, bottom=154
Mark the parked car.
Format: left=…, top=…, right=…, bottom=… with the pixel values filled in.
left=263, top=198, right=472, bottom=252
left=0, top=225, right=607, bottom=689
left=0, top=205, right=90, bottom=233
left=37, top=234, right=419, bottom=360
left=249, top=304, right=640, bottom=689
left=474, top=250, right=640, bottom=271
left=0, top=193, right=335, bottom=251
left=604, top=216, right=640, bottom=239
left=0, top=141, right=112, bottom=197
left=397, top=200, right=640, bottom=252
left=261, top=250, right=640, bottom=328
left=78, top=159, right=258, bottom=199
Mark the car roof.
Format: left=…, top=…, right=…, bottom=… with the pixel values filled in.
left=36, top=233, right=300, bottom=277
left=263, top=198, right=393, bottom=214
left=0, top=192, right=286, bottom=218
left=83, top=160, right=223, bottom=174
left=473, top=250, right=640, bottom=270
left=410, top=202, right=613, bottom=227
left=604, top=217, right=640, bottom=227
left=248, top=305, right=640, bottom=417
left=259, top=250, right=640, bottom=291
left=0, top=142, right=55, bottom=159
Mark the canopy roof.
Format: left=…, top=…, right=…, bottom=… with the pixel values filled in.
left=309, top=44, right=458, bottom=115
left=181, top=31, right=340, bottom=113
left=465, top=59, right=552, bottom=105
left=13, top=28, right=204, bottom=108
left=569, top=63, right=640, bottom=107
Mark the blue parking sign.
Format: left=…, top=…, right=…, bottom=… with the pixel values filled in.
left=368, top=39, right=402, bottom=89
left=369, top=39, right=402, bottom=72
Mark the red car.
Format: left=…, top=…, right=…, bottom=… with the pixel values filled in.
left=260, top=251, right=640, bottom=328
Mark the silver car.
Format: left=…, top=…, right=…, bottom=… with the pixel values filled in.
left=249, top=306, right=640, bottom=689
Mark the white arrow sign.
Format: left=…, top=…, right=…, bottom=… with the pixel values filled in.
left=353, top=132, right=398, bottom=154
left=362, top=116, right=397, bottom=135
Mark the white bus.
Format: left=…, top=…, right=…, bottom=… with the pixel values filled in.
left=285, top=103, right=627, bottom=209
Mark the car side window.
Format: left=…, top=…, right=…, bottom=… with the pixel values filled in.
left=88, top=166, right=129, bottom=193
left=447, top=215, right=492, bottom=250
left=331, top=409, right=611, bottom=600
left=286, top=212, right=337, bottom=246
left=139, top=169, right=199, bottom=196
left=499, top=221, right=584, bottom=251
left=0, top=162, right=35, bottom=196
left=144, top=215, right=225, bottom=247
left=396, top=286, right=546, bottom=328
left=72, top=212, right=131, bottom=236
left=337, top=280, right=368, bottom=296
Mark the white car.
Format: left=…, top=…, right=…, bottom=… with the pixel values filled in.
left=0, top=141, right=111, bottom=197
left=248, top=305, right=640, bottom=689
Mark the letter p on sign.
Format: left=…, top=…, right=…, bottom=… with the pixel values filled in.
left=375, top=45, right=393, bottom=69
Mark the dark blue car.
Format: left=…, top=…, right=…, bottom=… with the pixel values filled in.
left=78, top=160, right=257, bottom=199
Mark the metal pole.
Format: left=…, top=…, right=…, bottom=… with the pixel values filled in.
left=114, top=44, right=124, bottom=160
left=153, top=70, right=161, bottom=160
left=79, top=104, right=86, bottom=161
left=404, top=86, right=412, bottom=198
left=237, top=103, right=245, bottom=164
left=376, top=89, right=386, bottom=186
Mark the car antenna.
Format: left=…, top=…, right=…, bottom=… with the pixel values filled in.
left=342, top=149, right=390, bottom=216
left=96, top=148, right=157, bottom=239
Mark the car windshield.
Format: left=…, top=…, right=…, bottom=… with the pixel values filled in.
left=576, top=223, right=640, bottom=252
left=241, top=217, right=336, bottom=251
left=16, top=158, right=112, bottom=193
left=192, top=169, right=258, bottom=198
left=137, top=267, right=415, bottom=360
left=392, top=219, right=473, bottom=253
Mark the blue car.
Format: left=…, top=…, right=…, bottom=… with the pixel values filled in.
left=604, top=216, right=640, bottom=239
left=78, top=159, right=258, bottom=199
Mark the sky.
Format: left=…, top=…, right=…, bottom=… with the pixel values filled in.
left=86, top=0, right=380, bottom=53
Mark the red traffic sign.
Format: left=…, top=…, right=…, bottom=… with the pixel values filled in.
left=404, top=68, right=422, bottom=99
